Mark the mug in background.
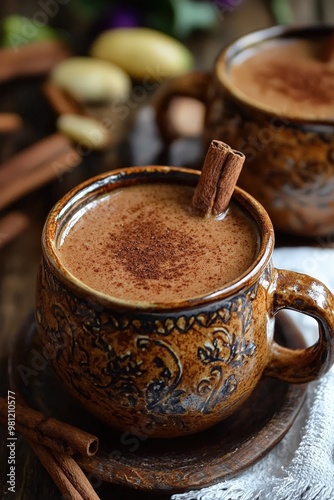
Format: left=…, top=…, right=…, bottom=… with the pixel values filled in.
left=35, top=166, right=334, bottom=438
left=154, top=25, right=334, bottom=238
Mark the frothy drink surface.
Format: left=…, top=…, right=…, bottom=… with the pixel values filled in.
left=58, top=184, right=259, bottom=303
left=228, top=38, right=334, bottom=119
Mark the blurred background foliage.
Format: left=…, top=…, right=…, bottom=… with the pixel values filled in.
left=2, top=0, right=334, bottom=53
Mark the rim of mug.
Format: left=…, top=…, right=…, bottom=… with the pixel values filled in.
left=216, top=24, right=334, bottom=129
left=42, top=166, right=274, bottom=312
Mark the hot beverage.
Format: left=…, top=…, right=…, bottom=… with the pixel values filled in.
left=153, top=26, right=334, bottom=236
left=57, top=183, right=259, bottom=303
left=228, top=38, right=334, bottom=119
left=37, top=165, right=334, bottom=438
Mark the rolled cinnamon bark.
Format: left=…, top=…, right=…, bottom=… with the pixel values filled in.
left=1, top=395, right=101, bottom=499
left=0, top=39, right=71, bottom=83
left=0, top=212, right=30, bottom=250
left=53, top=451, right=101, bottom=500
left=30, top=442, right=85, bottom=500
left=0, top=397, right=98, bottom=457
left=192, top=140, right=245, bottom=217
left=212, top=148, right=245, bottom=216
left=0, top=113, right=23, bottom=133
left=43, top=81, right=85, bottom=116
left=0, top=134, right=81, bottom=210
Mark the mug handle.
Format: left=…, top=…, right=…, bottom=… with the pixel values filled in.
left=152, top=71, right=211, bottom=144
left=264, top=268, right=334, bottom=383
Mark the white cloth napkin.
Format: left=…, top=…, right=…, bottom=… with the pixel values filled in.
left=172, top=247, right=334, bottom=500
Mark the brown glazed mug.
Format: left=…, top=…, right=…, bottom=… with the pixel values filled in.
left=153, top=25, right=334, bottom=238
left=35, top=166, right=334, bottom=438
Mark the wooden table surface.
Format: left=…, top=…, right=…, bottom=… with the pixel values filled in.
left=3, top=2, right=315, bottom=498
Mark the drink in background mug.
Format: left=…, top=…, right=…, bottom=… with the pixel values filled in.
left=153, top=25, right=334, bottom=238
left=36, top=166, right=334, bottom=438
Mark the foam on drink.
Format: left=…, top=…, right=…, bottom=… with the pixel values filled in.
left=57, top=183, right=259, bottom=303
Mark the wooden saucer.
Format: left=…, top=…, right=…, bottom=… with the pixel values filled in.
left=9, top=312, right=307, bottom=494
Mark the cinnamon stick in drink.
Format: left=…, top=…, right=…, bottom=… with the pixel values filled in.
left=192, top=140, right=245, bottom=217
left=191, top=140, right=230, bottom=216
left=213, top=148, right=245, bottom=216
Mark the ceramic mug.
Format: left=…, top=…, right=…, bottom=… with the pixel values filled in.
left=35, top=166, right=334, bottom=438
left=153, top=25, right=334, bottom=238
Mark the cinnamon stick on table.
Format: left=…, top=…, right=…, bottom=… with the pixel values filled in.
left=30, top=442, right=87, bottom=500
left=0, top=133, right=81, bottom=211
left=0, top=113, right=23, bottom=133
left=43, top=80, right=86, bottom=116
left=0, top=39, right=71, bottom=83
left=0, top=397, right=98, bottom=457
left=1, top=393, right=101, bottom=500
left=53, top=450, right=101, bottom=500
left=27, top=435, right=101, bottom=500
left=192, top=140, right=245, bottom=217
left=0, top=212, right=30, bottom=250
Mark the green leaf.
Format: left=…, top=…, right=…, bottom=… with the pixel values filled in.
left=2, top=15, right=60, bottom=48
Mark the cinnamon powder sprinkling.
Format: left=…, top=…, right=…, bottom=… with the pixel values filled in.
left=58, top=184, right=259, bottom=302
left=255, top=61, right=334, bottom=105
left=109, top=213, right=204, bottom=282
